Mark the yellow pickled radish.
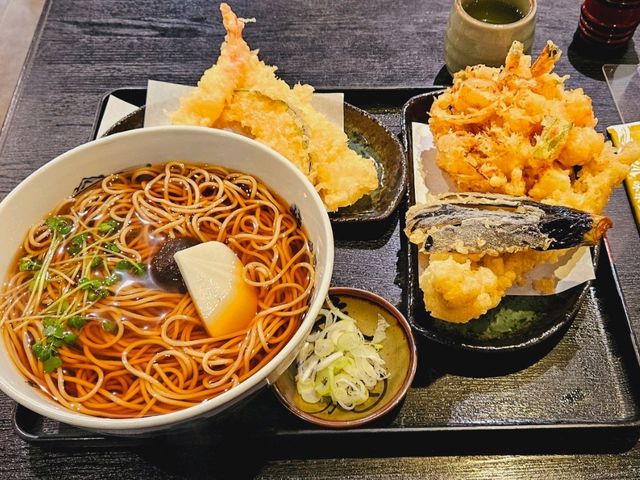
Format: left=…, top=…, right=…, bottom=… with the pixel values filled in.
left=174, top=241, right=257, bottom=337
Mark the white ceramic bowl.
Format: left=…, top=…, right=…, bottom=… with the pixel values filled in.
left=0, top=126, right=334, bottom=435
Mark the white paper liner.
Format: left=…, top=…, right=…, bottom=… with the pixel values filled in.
left=144, top=80, right=345, bottom=129
left=410, top=122, right=595, bottom=296
left=96, top=96, right=139, bottom=138
left=98, top=80, right=346, bottom=136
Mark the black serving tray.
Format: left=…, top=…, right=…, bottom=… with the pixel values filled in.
left=11, top=87, right=640, bottom=449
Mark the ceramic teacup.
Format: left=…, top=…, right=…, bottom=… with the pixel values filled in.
left=444, top=0, right=537, bottom=75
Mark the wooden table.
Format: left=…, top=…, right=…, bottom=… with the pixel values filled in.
left=1, top=0, right=640, bottom=478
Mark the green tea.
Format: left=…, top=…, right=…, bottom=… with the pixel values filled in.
left=463, top=0, right=525, bottom=25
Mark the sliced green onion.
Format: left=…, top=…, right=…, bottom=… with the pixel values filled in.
left=294, top=297, right=390, bottom=410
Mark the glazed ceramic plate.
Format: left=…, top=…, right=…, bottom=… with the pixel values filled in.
left=402, top=91, right=594, bottom=352
left=410, top=279, right=592, bottom=352
left=271, top=287, right=417, bottom=428
left=103, top=104, right=406, bottom=224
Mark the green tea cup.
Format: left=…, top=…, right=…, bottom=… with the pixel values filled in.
left=444, top=0, right=537, bottom=75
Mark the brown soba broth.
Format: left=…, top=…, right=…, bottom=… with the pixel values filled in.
left=0, top=162, right=314, bottom=418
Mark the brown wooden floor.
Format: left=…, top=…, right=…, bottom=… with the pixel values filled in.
left=0, top=0, right=44, bottom=129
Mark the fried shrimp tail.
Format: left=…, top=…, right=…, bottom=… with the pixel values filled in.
left=504, top=40, right=525, bottom=72
left=169, top=3, right=250, bottom=126
left=531, top=40, right=562, bottom=77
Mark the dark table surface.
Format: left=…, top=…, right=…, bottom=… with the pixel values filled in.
left=1, top=0, right=640, bottom=478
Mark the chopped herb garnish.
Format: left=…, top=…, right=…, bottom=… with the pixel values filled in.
left=45, top=216, right=72, bottom=236
left=32, top=315, right=81, bottom=373
left=101, top=320, right=116, bottom=333
left=63, top=332, right=78, bottom=345
left=31, top=342, right=50, bottom=361
left=78, top=277, right=102, bottom=290
left=42, top=356, right=62, bottom=373
left=42, top=323, right=62, bottom=338
left=98, top=219, right=120, bottom=235
left=42, top=316, right=58, bottom=328
left=78, top=273, right=121, bottom=301
left=131, top=262, right=146, bottom=276
left=87, top=287, right=109, bottom=302
left=68, top=233, right=89, bottom=255
left=104, top=243, right=120, bottom=253
left=104, top=273, right=122, bottom=286
left=90, top=256, right=103, bottom=269
left=19, top=257, right=42, bottom=272
left=115, top=260, right=130, bottom=271
left=116, top=260, right=146, bottom=275
left=67, top=315, right=86, bottom=329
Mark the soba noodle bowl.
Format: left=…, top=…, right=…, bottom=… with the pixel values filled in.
left=0, top=162, right=314, bottom=418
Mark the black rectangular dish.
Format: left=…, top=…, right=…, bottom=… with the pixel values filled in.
left=11, top=87, right=640, bottom=452
left=402, top=92, right=640, bottom=426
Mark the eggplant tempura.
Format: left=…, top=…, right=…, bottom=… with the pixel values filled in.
left=405, top=193, right=612, bottom=255
left=170, top=3, right=378, bottom=211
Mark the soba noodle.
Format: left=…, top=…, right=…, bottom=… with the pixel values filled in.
left=0, top=162, right=314, bottom=418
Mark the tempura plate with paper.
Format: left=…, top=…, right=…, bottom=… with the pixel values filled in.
left=403, top=41, right=640, bottom=351
left=166, top=3, right=406, bottom=223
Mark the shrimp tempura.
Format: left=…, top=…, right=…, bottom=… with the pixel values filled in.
left=169, top=3, right=379, bottom=211
left=170, top=3, right=250, bottom=126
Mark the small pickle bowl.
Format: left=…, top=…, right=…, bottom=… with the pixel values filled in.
left=272, top=287, right=417, bottom=429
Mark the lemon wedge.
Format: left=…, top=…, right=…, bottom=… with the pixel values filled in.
left=607, top=121, right=640, bottom=223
